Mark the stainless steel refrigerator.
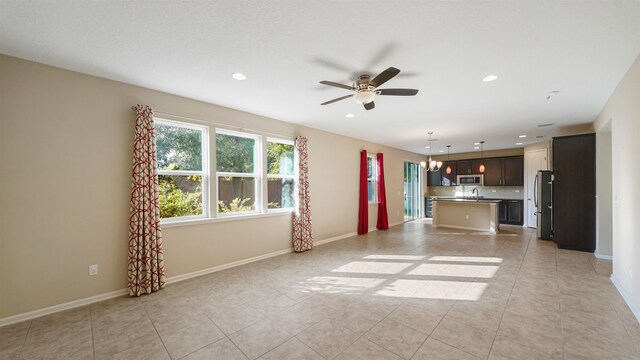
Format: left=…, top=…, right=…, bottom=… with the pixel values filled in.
left=535, top=170, right=553, bottom=240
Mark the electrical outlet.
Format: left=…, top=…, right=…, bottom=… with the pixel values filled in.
left=89, top=264, right=98, bottom=276
left=465, top=214, right=470, bottom=220
left=492, top=190, right=497, bottom=193
left=515, top=190, right=520, bottom=193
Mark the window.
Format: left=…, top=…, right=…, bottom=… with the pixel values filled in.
left=216, top=129, right=260, bottom=214
left=267, top=138, right=295, bottom=210
left=368, top=153, right=377, bottom=203
left=155, top=119, right=208, bottom=221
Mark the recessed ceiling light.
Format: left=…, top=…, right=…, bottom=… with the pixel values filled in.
left=519, top=135, right=527, bottom=138
left=425, top=146, right=430, bottom=149
left=345, top=113, right=355, bottom=118
left=439, top=150, right=445, bottom=153
left=474, top=142, right=481, bottom=145
left=482, top=74, right=499, bottom=82
left=516, top=142, right=523, bottom=145
left=231, top=72, right=247, bottom=80
left=474, top=146, right=480, bottom=149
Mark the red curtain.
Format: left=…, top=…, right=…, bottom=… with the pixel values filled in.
left=128, top=104, right=165, bottom=296
left=376, top=153, right=389, bottom=230
left=358, top=150, right=368, bottom=235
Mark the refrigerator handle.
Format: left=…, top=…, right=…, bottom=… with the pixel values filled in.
left=533, top=174, right=538, bottom=208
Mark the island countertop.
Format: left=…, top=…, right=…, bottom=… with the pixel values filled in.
left=432, top=198, right=501, bottom=204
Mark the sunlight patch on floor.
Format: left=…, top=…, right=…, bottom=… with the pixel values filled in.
left=364, top=255, right=425, bottom=261
left=331, top=261, right=413, bottom=275
left=428, top=256, right=503, bottom=263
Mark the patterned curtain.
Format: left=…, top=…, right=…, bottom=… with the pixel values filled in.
left=292, top=136, right=313, bottom=252
left=127, top=104, right=165, bottom=296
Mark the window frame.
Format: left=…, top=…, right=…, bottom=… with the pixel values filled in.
left=367, top=152, right=378, bottom=204
left=215, top=128, right=262, bottom=217
left=266, top=137, right=296, bottom=212
left=155, top=118, right=210, bottom=223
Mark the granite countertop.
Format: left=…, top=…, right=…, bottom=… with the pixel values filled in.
left=432, top=198, right=501, bottom=203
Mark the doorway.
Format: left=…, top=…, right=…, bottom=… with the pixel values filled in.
left=525, top=148, right=548, bottom=228
left=404, top=161, right=423, bottom=221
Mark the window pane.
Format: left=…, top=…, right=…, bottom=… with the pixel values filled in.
left=158, top=175, right=203, bottom=218
left=216, top=133, right=255, bottom=173
left=268, top=178, right=294, bottom=209
left=367, top=157, right=373, bottom=178
left=218, top=176, right=256, bottom=213
left=267, top=142, right=294, bottom=175
left=368, top=180, right=375, bottom=202
left=155, top=123, right=202, bottom=171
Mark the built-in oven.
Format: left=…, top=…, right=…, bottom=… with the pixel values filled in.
left=457, top=174, right=484, bottom=186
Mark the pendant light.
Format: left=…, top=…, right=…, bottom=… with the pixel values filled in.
left=445, top=145, right=452, bottom=174
left=478, top=141, right=485, bottom=173
left=425, top=132, right=442, bottom=172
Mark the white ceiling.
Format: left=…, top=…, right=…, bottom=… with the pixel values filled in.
left=2, top=1, right=640, bottom=154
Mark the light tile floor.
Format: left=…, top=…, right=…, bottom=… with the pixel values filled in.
left=1, top=221, right=639, bottom=359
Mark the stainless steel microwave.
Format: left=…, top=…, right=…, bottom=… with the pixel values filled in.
left=457, top=174, right=484, bottom=186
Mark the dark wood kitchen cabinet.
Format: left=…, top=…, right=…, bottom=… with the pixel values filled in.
left=457, top=160, right=472, bottom=175
left=441, top=161, right=457, bottom=186
left=508, top=200, right=523, bottom=224
left=427, top=168, right=442, bottom=187
left=553, top=134, right=596, bottom=252
left=503, top=157, right=524, bottom=186
left=480, top=156, right=524, bottom=186
left=498, top=199, right=523, bottom=225
left=482, top=158, right=503, bottom=186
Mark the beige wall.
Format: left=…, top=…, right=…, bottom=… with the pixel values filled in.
left=593, top=54, right=640, bottom=319
left=0, top=55, right=426, bottom=319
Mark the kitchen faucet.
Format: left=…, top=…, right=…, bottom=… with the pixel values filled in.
left=472, top=188, right=479, bottom=201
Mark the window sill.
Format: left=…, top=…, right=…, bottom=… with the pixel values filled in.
left=161, top=210, right=293, bottom=229
left=368, top=202, right=379, bottom=205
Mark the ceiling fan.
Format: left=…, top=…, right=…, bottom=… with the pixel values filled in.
left=319, top=67, right=418, bottom=110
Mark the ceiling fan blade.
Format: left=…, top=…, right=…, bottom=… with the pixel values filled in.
left=321, top=94, right=353, bottom=105
left=364, top=101, right=375, bottom=111
left=319, top=80, right=354, bottom=91
left=369, top=67, right=400, bottom=87
left=377, top=88, right=419, bottom=96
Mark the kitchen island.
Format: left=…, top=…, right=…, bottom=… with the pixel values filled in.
left=432, top=199, right=501, bottom=233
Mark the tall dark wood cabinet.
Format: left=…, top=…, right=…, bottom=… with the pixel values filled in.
left=553, top=134, right=596, bottom=252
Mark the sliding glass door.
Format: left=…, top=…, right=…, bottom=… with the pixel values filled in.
left=404, top=161, right=423, bottom=221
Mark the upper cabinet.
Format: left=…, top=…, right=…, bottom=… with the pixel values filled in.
left=457, top=160, right=472, bottom=175
left=482, top=156, right=523, bottom=186
left=503, top=156, right=524, bottom=186
left=426, top=167, right=442, bottom=187
left=442, top=161, right=457, bottom=186
left=426, top=155, right=523, bottom=187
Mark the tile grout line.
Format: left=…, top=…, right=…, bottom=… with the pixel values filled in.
left=484, top=227, right=531, bottom=359
left=15, top=320, right=32, bottom=360
left=142, top=305, right=172, bottom=359
left=89, top=305, right=96, bottom=360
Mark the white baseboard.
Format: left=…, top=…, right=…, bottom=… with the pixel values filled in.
left=0, top=221, right=408, bottom=327
left=610, top=273, right=640, bottom=323
left=594, top=252, right=613, bottom=260
left=0, top=288, right=128, bottom=327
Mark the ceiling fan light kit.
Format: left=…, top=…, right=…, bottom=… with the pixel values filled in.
left=319, top=67, right=418, bottom=111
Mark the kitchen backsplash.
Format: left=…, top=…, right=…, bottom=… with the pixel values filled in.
left=427, top=186, right=524, bottom=200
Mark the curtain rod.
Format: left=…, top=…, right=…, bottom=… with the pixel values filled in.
left=131, top=106, right=295, bottom=139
